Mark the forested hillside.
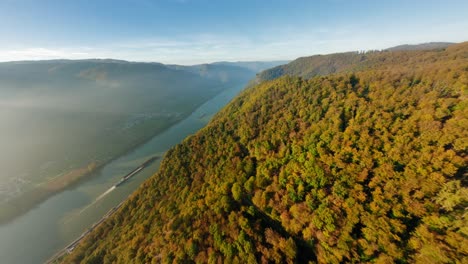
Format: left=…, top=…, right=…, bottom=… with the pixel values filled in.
left=63, top=43, right=467, bottom=263
left=386, top=42, right=454, bottom=51
left=257, top=42, right=459, bottom=81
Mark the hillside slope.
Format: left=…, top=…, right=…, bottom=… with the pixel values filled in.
left=386, top=42, right=454, bottom=51
left=257, top=42, right=461, bottom=82
left=63, top=43, right=467, bottom=263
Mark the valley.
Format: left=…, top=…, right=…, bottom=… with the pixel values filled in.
left=0, top=59, right=269, bottom=223
left=0, top=1, right=466, bottom=263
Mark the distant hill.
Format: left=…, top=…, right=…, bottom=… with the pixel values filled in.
left=256, top=42, right=461, bottom=82
left=168, top=61, right=288, bottom=82
left=62, top=43, right=467, bottom=263
left=386, top=42, right=454, bottom=51
left=212, top=61, right=289, bottom=72
left=0, top=59, right=255, bottom=113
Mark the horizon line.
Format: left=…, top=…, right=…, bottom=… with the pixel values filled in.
left=0, top=41, right=461, bottom=66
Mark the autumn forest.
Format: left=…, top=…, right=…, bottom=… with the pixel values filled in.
left=60, top=43, right=468, bottom=263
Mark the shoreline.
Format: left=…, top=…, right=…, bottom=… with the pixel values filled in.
left=46, top=198, right=126, bottom=264
left=0, top=109, right=188, bottom=226
left=45, top=157, right=160, bottom=264
left=46, top=156, right=159, bottom=263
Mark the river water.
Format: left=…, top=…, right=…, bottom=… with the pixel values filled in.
left=0, top=84, right=245, bottom=264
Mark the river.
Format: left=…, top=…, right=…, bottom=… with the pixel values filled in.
left=0, top=84, right=245, bottom=264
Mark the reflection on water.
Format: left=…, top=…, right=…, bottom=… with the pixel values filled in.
left=0, top=84, right=244, bottom=264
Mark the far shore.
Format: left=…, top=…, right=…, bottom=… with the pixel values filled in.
left=0, top=113, right=184, bottom=225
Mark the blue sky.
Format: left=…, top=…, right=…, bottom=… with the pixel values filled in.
left=1, top=0, right=467, bottom=64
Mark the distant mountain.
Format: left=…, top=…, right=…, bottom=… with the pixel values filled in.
left=0, top=59, right=255, bottom=113
left=212, top=61, right=289, bottom=72
left=62, top=43, right=468, bottom=263
left=167, top=63, right=254, bottom=84
left=386, top=42, right=454, bottom=51
left=168, top=61, right=288, bottom=83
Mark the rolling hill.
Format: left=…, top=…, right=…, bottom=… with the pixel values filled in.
left=256, top=42, right=459, bottom=82
left=386, top=42, right=454, bottom=51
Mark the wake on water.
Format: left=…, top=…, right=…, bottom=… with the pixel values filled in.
left=61, top=186, right=117, bottom=224
left=95, top=186, right=116, bottom=202
left=78, top=186, right=116, bottom=215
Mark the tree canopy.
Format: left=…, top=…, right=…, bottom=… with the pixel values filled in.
left=63, top=42, right=467, bottom=264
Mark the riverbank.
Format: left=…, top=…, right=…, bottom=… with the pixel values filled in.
left=46, top=198, right=125, bottom=264
left=0, top=162, right=99, bottom=225
left=45, top=156, right=158, bottom=263
left=0, top=111, right=185, bottom=225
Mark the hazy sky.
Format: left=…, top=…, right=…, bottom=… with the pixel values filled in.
left=1, top=0, right=467, bottom=64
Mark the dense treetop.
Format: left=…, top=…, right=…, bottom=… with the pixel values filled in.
left=63, top=43, right=467, bottom=263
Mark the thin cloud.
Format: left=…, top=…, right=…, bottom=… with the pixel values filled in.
left=0, top=26, right=467, bottom=64
left=0, top=48, right=91, bottom=61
